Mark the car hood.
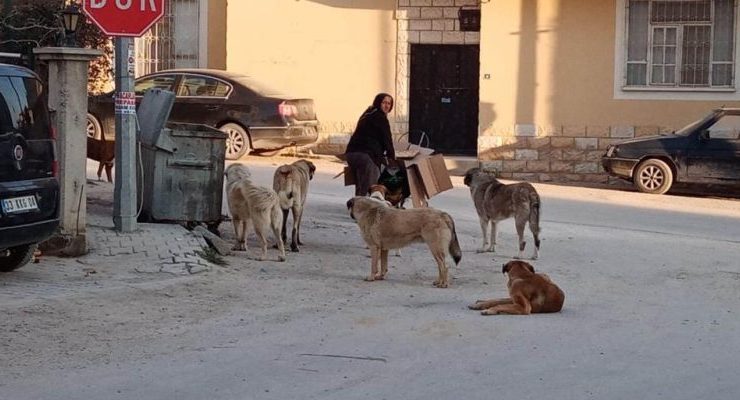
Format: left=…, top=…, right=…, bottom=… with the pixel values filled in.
left=614, top=134, right=674, bottom=146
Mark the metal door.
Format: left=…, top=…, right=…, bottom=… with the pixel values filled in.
left=409, top=44, right=479, bottom=155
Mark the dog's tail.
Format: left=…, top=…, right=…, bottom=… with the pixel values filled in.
left=443, top=213, right=462, bottom=265
left=529, top=190, right=542, bottom=250
left=273, top=165, right=296, bottom=210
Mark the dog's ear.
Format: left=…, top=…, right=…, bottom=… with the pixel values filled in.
left=502, top=262, right=510, bottom=274
left=463, top=168, right=476, bottom=186
left=524, top=262, right=535, bottom=273
left=346, top=198, right=354, bottom=210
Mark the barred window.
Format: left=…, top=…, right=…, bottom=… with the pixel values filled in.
left=625, top=0, right=736, bottom=88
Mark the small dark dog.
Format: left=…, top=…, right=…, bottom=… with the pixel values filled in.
left=87, top=136, right=114, bottom=182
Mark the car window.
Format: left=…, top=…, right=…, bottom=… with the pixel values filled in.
left=178, top=75, right=231, bottom=97
left=707, top=115, right=740, bottom=139
left=0, top=76, right=49, bottom=140
left=134, top=75, right=176, bottom=95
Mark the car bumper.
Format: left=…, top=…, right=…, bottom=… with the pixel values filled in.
left=601, top=157, right=639, bottom=180
left=0, top=218, right=59, bottom=250
left=250, top=123, right=319, bottom=150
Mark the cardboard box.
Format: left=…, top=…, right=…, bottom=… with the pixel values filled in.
left=342, top=145, right=453, bottom=208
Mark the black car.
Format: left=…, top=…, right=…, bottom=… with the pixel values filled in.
left=87, top=69, right=319, bottom=160
left=0, top=63, right=60, bottom=271
left=602, top=107, right=740, bottom=194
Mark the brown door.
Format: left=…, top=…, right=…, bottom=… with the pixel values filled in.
left=409, top=44, right=479, bottom=156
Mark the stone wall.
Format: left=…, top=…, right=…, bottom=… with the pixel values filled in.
left=478, top=124, right=667, bottom=184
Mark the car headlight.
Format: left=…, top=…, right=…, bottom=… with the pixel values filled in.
left=606, top=145, right=617, bottom=157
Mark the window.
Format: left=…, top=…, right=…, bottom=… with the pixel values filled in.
left=707, top=114, right=740, bottom=138
left=134, top=75, right=176, bottom=95
left=179, top=75, right=231, bottom=97
left=625, top=0, right=735, bottom=89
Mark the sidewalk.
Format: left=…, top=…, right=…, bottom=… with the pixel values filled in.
left=82, top=160, right=214, bottom=275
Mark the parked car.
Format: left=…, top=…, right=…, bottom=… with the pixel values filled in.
left=0, top=63, right=60, bottom=271
left=601, top=107, right=740, bottom=194
left=87, top=69, right=319, bottom=160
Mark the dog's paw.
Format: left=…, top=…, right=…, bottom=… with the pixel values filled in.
left=468, top=304, right=483, bottom=310
left=232, top=244, right=246, bottom=251
left=481, top=309, right=499, bottom=316
left=373, top=274, right=385, bottom=280
left=277, top=255, right=286, bottom=262
left=290, top=244, right=299, bottom=252
left=364, top=276, right=376, bottom=282
left=432, top=281, right=448, bottom=288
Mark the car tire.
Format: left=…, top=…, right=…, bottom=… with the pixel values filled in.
left=634, top=159, right=674, bottom=195
left=87, top=113, right=103, bottom=140
left=220, top=123, right=251, bottom=160
left=0, top=243, right=38, bottom=272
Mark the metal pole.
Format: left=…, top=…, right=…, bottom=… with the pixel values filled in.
left=113, top=37, right=138, bottom=232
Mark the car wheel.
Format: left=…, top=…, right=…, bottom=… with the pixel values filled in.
left=220, top=123, right=251, bottom=160
left=634, top=159, right=674, bottom=195
left=0, top=244, right=37, bottom=272
left=87, top=113, right=102, bottom=140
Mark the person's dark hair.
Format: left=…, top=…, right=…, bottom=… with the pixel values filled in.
left=371, top=93, right=393, bottom=112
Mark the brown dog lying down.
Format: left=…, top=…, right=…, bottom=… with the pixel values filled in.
left=468, top=260, right=564, bottom=315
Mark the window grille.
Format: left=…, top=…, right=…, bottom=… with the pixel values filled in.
left=135, top=0, right=200, bottom=77
left=625, top=0, right=735, bottom=88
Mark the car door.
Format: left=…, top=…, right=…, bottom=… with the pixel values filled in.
left=686, top=114, right=740, bottom=181
left=167, top=74, right=231, bottom=128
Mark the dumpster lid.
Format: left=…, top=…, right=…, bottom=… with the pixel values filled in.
left=137, top=88, right=175, bottom=147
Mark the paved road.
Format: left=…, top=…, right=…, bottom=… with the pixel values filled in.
left=1, top=157, right=739, bottom=400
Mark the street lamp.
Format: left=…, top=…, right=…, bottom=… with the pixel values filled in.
left=59, top=3, right=82, bottom=47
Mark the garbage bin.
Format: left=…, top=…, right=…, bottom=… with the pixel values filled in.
left=138, top=121, right=226, bottom=230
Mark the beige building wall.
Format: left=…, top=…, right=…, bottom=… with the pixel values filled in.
left=226, top=0, right=397, bottom=149
left=478, top=0, right=740, bottom=183
left=206, top=0, right=227, bottom=69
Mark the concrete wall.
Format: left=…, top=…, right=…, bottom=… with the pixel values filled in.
left=206, top=0, right=226, bottom=69
left=478, top=0, right=740, bottom=184
left=225, top=0, right=397, bottom=153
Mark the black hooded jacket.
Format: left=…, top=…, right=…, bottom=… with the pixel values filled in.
left=345, top=95, right=395, bottom=165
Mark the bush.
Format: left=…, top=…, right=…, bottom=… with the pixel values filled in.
left=0, top=0, right=113, bottom=93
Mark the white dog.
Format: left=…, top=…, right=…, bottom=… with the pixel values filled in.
left=224, top=163, right=286, bottom=261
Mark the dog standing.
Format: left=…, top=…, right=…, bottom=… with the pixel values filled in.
left=468, top=260, right=564, bottom=315
left=346, top=196, right=461, bottom=288
left=87, top=136, right=114, bottom=182
left=225, top=163, right=286, bottom=261
left=272, top=159, right=316, bottom=252
left=463, top=167, right=541, bottom=259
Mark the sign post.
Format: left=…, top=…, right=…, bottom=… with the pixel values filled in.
left=82, top=0, right=165, bottom=232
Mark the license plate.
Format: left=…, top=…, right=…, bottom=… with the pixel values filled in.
left=1, top=195, right=39, bottom=214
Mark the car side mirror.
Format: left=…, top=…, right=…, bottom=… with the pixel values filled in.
left=699, top=130, right=710, bottom=141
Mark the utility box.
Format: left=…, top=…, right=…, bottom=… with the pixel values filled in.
left=136, top=89, right=226, bottom=228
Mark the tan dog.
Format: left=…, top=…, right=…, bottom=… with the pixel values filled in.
left=346, top=196, right=461, bottom=288
left=225, top=163, right=286, bottom=261
left=272, top=159, right=316, bottom=252
left=464, top=167, right=541, bottom=259
left=468, top=260, right=564, bottom=315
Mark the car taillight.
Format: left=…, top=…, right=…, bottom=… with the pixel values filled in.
left=52, top=160, right=59, bottom=178
left=278, top=101, right=298, bottom=118
left=50, top=125, right=57, bottom=140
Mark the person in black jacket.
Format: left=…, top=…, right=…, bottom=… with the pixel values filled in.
left=344, top=93, right=396, bottom=196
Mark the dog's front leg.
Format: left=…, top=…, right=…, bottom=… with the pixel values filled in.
left=482, top=295, right=532, bottom=315
left=477, top=219, right=489, bottom=253
left=488, top=222, right=498, bottom=252
left=377, top=248, right=389, bottom=280
left=365, top=246, right=379, bottom=282
left=468, top=298, right=512, bottom=310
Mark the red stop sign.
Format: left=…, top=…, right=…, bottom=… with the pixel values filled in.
left=82, top=0, right=165, bottom=37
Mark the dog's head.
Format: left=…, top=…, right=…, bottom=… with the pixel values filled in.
left=464, top=167, right=499, bottom=188
left=369, top=184, right=388, bottom=197
left=347, top=196, right=383, bottom=220
left=224, top=163, right=251, bottom=184
left=502, top=260, right=536, bottom=277
left=295, top=159, right=316, bottom=180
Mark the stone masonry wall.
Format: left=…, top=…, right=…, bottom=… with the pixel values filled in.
left=477, top=124, right=668, bottom=184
